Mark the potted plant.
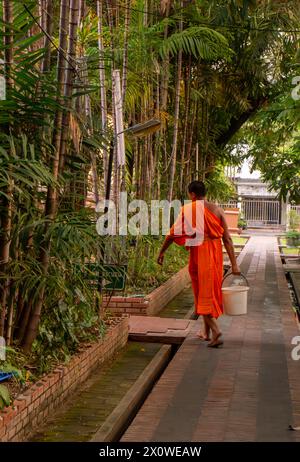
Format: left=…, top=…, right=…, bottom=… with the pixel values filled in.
left=286, top=230, right=300, bottom=247
left=238, top=214, right=247, bottom=232
left=223, top=207, right=239, bottom=232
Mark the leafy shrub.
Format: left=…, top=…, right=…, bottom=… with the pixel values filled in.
left=286, top=230, right=300, bottom=239
left=288, top=210, right=300, bottom=232
left=238, top=215, right=247, bottom=229
left=0, top=385, right=10, bottom=410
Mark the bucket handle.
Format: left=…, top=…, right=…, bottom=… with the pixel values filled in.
left=222, top=270, right=249, bottom=288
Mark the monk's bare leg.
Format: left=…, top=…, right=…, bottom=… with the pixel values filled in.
left=197, top=317, right=211, bottom=341
left=203, top=315, right=223, bottom=347
left=188, top=254, right=210, bottom=340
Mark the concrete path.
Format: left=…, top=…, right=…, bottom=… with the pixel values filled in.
left=122, top=236, right=300, bottom=442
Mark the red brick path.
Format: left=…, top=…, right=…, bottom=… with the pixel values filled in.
left=122, top=236, right=300, bottom=442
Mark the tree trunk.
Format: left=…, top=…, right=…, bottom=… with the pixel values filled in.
left=160, top=3, right=170, bottom=112
left=52, top=0, right=70, bottom=163
left=41, top=0, right=54, bottom=74
left=97, top=0, right=108, bottom=189
left=167, top=8, right=183, bottom=202
left=106, top=1, right=119, bottom=207
left=78, top=0, right=85, bottom=22
left=122, top=0, right=131, bottom=105
left=179, top=57, right=191, bottom=197
left=58, top=0, right=80, bottom=174
left=5, top=282, right=14, bottom=345
left=185, top=100, right=197, bottom=184
left=0, top=0, right=13, bottom=337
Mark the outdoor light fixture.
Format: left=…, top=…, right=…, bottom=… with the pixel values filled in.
left=124, top=119, right=162, bottom=137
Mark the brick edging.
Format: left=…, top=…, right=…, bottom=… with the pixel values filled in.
left=145, top=266, right=190, bottom=315
left=103, top=266, right=190, bottom=316
left=0, top=316, right=129, bottom=442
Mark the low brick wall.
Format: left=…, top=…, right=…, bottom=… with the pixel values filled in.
left=102, top=295, right=149, bottom=316
left=0, top=316, right=129, bottom=442
left=103, top=266, right=190, bottom=317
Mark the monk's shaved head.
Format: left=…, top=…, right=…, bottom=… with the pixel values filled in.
left=188, top=181, right=206, bottom=198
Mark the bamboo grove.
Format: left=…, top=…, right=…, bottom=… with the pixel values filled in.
left=0, top=0, right=299, bottom=356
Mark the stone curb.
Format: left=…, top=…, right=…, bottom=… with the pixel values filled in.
left=90, top=344, right=172, bottom=442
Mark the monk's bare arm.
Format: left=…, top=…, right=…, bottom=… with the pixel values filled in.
left=219, top=209, right=240, bottom=274
left=157, top=235, right=174, bottom=265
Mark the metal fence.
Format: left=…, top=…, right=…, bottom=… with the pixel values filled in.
left=241, top=199, right=281, bottom=226
left=218, top=200, right=300, bottom=228
left=291, top=205, right=300, bottom=216
left=219, top=199, right=281, bottom=226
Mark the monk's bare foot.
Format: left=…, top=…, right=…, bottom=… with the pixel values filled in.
left=197, top=331, right=211, bottom=341
left=197, top=329, right=211, bottom=342
left=207, top=332, right=223, bottom=348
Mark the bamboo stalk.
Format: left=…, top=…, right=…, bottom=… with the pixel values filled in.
left=122, top=0, right=131, bottom=105
left=97, top=0, right=108, bottom=188
left=41, top=0, right=54, bottom=74
left=179, top=57, right=191, bottom=197
left=0, top=0, right=13, bottom=338
left=58, top=0, right=80, bottom=174
left=167, top=1, right=183, bottom=202
left=52, top=0, right=70, bottom=164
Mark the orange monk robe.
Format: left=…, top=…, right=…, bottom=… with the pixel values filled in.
left=168, top=201, right=224, bottom=319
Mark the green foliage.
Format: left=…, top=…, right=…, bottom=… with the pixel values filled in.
left=239, top=78, right=300, bottom=201
left=160, top=26, right=232, bottom=60
left=289, top=210, right=300, bottom=232
left=238, top=215, right=247, bottom=230
left=0, top=134, right=56, bottom=199
left=0, top=0, right=113, bottom=356
left=35, top=292, right=105, bottom=373
left=204, top=165, right=237, bottom=202
left=285, top=231, right=300, bottom=249
left=286, top=230, right=300, bottom=239
left=0, top=385, right=10, bottom=410
left=127, top=235, right=188, bottom=294
left=0, top=133, right=107, bottom=367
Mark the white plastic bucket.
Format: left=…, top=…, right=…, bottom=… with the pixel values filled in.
left=222, top=285, right=249, bottom=316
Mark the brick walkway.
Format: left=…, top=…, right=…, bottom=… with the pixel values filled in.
left=122, top=236, right=300, bottom=442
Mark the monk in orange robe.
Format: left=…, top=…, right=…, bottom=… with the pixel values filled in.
left=158, top=181, right=240, bottom=347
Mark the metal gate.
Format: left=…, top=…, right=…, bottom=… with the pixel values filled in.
left=241, top=199, right=281, bottom=227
